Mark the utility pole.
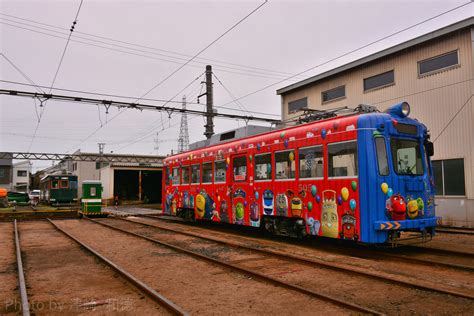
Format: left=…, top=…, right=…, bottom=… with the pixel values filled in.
left=98, top=143, right=105, bottom=155
left=153, top=132, right=160, bottom=155
left=204, top=65, right=214, bottom=139
left=178, top=95, right=189, bottom=153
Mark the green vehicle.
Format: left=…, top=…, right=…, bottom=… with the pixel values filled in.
left=81, top=180, right=103, bottom=215
left=7, top=191, right=29, bottom=205
left=40, top=174, right=78, bottom=205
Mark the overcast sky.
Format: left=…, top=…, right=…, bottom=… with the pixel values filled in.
left=1, top=0, right=472, bottom=172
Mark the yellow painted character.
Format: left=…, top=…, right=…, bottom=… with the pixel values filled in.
left=407, top=199, right=419, bottom=219
left=321, top=190, right=339, bottom=238
left=171, top=199, right=177, bottom=215
left=195, top=194, right=205, bottom=219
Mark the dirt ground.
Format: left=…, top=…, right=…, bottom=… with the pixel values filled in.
left=16, top=221, right=168, bottom=315
left=105, top=217, right=474, bottom=315
left=54, top=219, right=349, bottom=315
left=0, top=222, right=19, bottom=314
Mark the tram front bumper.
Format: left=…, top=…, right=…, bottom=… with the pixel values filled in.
left=374, top=217, right=439, bottom=231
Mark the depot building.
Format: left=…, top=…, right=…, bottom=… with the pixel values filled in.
left=276, top=18, right=474, bottom=227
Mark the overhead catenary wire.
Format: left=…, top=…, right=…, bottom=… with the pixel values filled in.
left=26, top=0, right=85, bottom=153
left=215, top=1, right=473, bottom=109
left=0, top=11, right=306, bottom=80
left=0, top=53, right=45, bottom=94
left=213, top=72, right=251, bottom=117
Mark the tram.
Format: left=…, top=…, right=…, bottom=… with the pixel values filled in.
left=163, top=102, right=437, bottom=244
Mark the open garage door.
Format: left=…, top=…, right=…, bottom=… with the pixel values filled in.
left=113, top=169, right=162, bottom=203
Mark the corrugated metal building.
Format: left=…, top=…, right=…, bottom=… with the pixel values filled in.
left=277, top=18, right=474, bottom=227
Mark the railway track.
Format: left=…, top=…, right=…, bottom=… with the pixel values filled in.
left=14, top=220, right=30, bottom=316
left=46, top=219, right=187, bottom=315
left=90, top=217, right=474, bottom=314
left=435, top=227, right=474, bottom=235
left=86, top=217, right=382, bottom=314
left=142, top=214, right=474, bottom=272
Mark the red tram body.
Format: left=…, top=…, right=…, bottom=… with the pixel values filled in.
left=163, top=102, right=438, bottom=244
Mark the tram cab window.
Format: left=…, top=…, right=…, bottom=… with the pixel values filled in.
left=390, top=138, right=423, bottom=175
left=165, top=167, right=170, bottom=186
left=172, top=167, right=180, bottom=185
left=299, top=146, right=323, bottom=179
left=214, top=160, right=226, bottom=183
left=202, top=162, right=213, bottom=183
left=191, top=164, right=201, bottom=184
left=181, top=166, right=190, bottom=185
left=275, top=150, right=296, bottom=180
left=60, top=180, right=69, bottom=188
left=328, top=141, right=358, bottom=177
left=233, top=156, right=247, bottom=182
left=255, top=153, right=271, bottom=181
left=52, top=180, right=59, bottom=189
left=375, top=137, right=389, bottom=176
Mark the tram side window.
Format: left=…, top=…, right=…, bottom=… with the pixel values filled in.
left=214, top=160, right=227, bottom=183
left=255, top=153, right=271, bottom=181
left=192, top=164, right=201, bottom=184
left=299, top=146, right=323, bottom=179
left=328, top=141, right=358, bottom=177
left=202, top=162, right=213, bottom=183
left=70, top=181, right=78, bottom=189
left=275, top=150, right=296, bottom=180
left=375, top=137, right=389, bottom=176
left=182, top=166, right=190, bottom=185
left=52, top=180, right=59, bottom=189
left=233, top=156, right=247, bottom=182
left=172, top=167, right=180, bottom=185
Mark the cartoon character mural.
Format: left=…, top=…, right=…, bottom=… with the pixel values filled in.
left=407, top=198, right=419, bottom=219
left=220, top=200, right=229, bottom=223
left=195, top=190, right=216, bottom=220
left=183, top=191, right=190, bottom=208
left=262, top=190, right=274, bottom=215
left=165, top=188, right=178, bottom=215
left=250, top=202, right=260, bottom=227
left=287, top=190, right=306, bottom=218
left=340, top=209, right=358, bottom=240
left=233, top=188, right=246, bottom=225
left=321, top=190, right=339, bottom=238
left=275, top=193, right=288, bottom=217
left=306, top=215, right=321, bottom=236
left=386, top=194, right=406, bottom=220
left=235, top=202, right=244, bottom=224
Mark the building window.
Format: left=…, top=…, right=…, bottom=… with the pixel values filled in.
left=0, top=169, right=4, bottom=178
left=233, top=156, right=247, bottom=182
left=172, top=167, right=180, bottom=185
left=299, top=146, right=323, bottom=179
left=418, top=50, right=458, bottom=76
left=191, top=164, right=200, bottom=184
left=182, top=166, right=190, bottom=185
left=432, top=159, right=465, bottom=196
left=17, top=170, right=27, bottom=177
left=255, top=153, right=271, bottom=181
left=328, top=141, right=358, bottom=177
left=322, top=86, right=345, bottom=103
left=91, top=187, right=96, bottom=196
left=288, top=97, right=308, bottom=114
left=275, top=150, right=296, bottom=180
left=363, top=70, right=394, bottom=92
left=374, top=137, right=389, bottom=176
left=202, top=162, right=213, bottom=183
left=214, top=160, right=226, bottom=183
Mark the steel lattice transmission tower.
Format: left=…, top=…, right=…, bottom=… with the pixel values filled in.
left=178, top=95, right=189, bottom=153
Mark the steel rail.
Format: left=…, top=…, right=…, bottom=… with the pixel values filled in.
left=85, top=217, right=383, bottom=315
left=143, top=215, right=474, bottom=272
left=124, top=216, right=474, bottom=300
left=46, top=219, right=188, bottom=316
left=435, top=228, right=474, bottom=236
left=14, top=220, right=30, bottom=316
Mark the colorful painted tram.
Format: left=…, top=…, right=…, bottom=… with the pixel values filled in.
left=163, top=102, right=438, bottom=244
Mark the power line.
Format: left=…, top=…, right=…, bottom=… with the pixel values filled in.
left=137, top=0, right=268, bottom=101
left=0, top=11, right=306, bottom=80
left=0, top=54, right=45, bottom=94
left=216, top=1, right=473, bottom=108
left=27, top=0, right=85, bottom=153
left=433, top=94, right=473, bottom=143
left=213, top=72, right=251, bottom=116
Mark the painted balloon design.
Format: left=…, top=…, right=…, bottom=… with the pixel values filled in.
left=349, top=199, right=357, bottom=210
left=311, top=185, right=317, bottom=197
left=387, top=188, right=393, bottom=197
left=341, top=187, right=349, bottom=201
left=308, top=201, right=313, bottom=211
left=381, top=182, right=389, bottom=194
left=321, top=128, right=327, bottom=139
left=351, top=181, right=357, bottom=191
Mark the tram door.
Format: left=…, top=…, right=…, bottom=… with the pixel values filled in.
left=230, top=155, right=248, bottom=225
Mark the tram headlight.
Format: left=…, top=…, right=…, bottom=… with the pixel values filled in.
left=401, top=102, right=410, bottom=117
